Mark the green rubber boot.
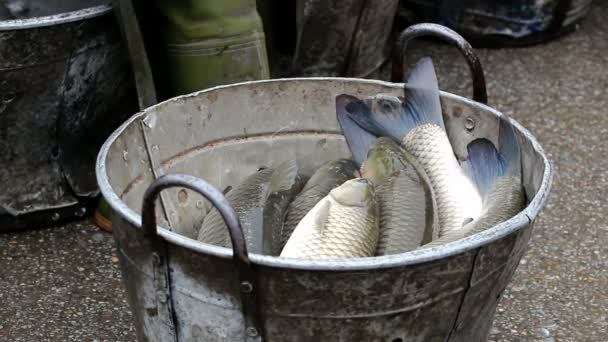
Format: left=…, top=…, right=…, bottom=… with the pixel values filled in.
left=156, top=0, right=270, bottom=94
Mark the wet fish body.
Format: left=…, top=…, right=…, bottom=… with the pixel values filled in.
left=358, top=137, right=438, bottom=254
left=421, top=176, right=524, bottom=248
left=342, top=58, right=482, bottom=237
left=375, top=167, right=437, bottom=254
left=197, top=160, right=301, bottom=254
left=420, top=116, right=525, bottom=248
left=280, top=178, right=379, bottom=260
left=280, top=159, right=359, bottom=251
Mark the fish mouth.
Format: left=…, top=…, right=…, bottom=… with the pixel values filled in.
left=336, top=94, right=372, bottom=117
left=335, top=94, right=360, bottom=111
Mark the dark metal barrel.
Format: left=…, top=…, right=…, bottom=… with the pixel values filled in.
left=0, top=0, right=137, bottom=230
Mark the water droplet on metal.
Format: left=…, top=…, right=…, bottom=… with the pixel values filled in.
left=51, top=213, right=60, bottom=221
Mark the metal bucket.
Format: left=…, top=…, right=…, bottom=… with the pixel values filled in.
left=0, top=0, right=137, bottom=230
left=97, top=25, right=552, bottom=341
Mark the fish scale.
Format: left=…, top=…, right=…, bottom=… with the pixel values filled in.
left=284, top=204, right=378, bottom=259
left=402, top=124, right=482, bottom=236
left=421, top=176, right=523, bottom=248
left=280, top=179, right=379, bottom=260
left=197, top=169, right=273, bottom=248
left=376, top=170, right=429, bottom=254
left=281, top=186, right=331, bottom=246
left=280, top=159, right=358, bottom=249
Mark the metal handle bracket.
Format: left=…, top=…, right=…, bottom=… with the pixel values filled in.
left=391, top=23, right=488, bottom=104
left=141, top=173, right=263, bottom=341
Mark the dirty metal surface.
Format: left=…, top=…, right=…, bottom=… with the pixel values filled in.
left=292, top=0, right=398, bottom=77
left=0, top=0, right=137, bottom=230
left=96, top=74, right=550, bottom=341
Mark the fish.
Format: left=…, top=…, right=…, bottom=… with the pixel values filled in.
left=420, top=116, right=525, bottom=248
left=279, top=159, right=359, bottom=251
left=336, top=94, right=378, bottom=166
left=280, top=178, right=379, bottom=260
left=197, top=160, right=303, bottom=254
left=363, top=139, right=438, bottom=254
left=338, top=96, right=439, bottom=254
left=342, top=57, right=482, bottom=237
left=360, top=138, right=439, bottom=254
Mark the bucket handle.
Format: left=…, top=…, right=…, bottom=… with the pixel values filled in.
left=391, top=23, right=488, bottom=104
left=142, top=173, right=263, bottom=342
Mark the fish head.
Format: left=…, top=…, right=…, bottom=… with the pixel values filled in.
left=343, top=93, right=403, bottom=122
left=367, top=94, right=404, bottom=117
left=329, top=178, right=375, bottom=208
left=361, top=137, right=405, bottom=184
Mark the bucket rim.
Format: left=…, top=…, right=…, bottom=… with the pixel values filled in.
left=0, top=4, right=111, bottom=31
left=96, top=77, right=553, bottom=271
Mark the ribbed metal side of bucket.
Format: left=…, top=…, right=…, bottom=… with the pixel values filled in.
left=97, top=78, right=552, bottom=341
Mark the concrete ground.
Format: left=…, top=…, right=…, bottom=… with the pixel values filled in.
left=1, top=2, right=607, bottom=341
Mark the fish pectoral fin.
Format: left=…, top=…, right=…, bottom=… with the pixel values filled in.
left=312, top=200, right=331, bottom=235
left=268, top=160, right=299, bottom=198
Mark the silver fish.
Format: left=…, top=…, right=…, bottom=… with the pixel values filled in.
left=197, top=160, right=302, bottom=254
left=279, top=159, right=359, bottom=251
left=338, top=95, right=439, bottom=255
left=421, top=116, right=525, bottom=248
left=280, top=178, right=379, bottom=260
left=363, top=138, right=438, bottom=254
left=342, top=57, right=482, bottom=237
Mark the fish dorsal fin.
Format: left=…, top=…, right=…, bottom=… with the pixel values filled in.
left=247, top=206, right=264, bottom=254
left=312, top=200, right=331, bottom=235
left=267, top=160, right=299, bottom=199
left=336, top=94, right=378, bottom=167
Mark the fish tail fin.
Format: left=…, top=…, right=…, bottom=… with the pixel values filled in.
left=344, top=57, right=444, bottom=142
left=403, top=57, right=445, bottom=130
left=462, top=117, right=521, bottom=197
left=268, top=159, right=300, bottom=198
left=336, top=94, right=378, bottom=167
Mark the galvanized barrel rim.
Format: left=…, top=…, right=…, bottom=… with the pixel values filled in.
left=96, top=77, right=552, bottom=271
left=0, top=4, right=111, bottom=31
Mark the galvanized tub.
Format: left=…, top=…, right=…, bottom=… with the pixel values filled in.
left=0, top=0, right=136, bottom=230
left=96, top=25, right=552, bottom=341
